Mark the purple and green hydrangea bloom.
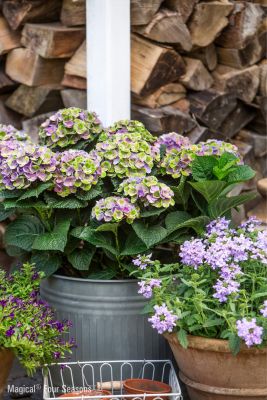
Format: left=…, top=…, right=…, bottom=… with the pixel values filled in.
left=39, top=107, right=103, bottom=149
left=118, top=176, right=174, bottom=209
left=92, top=196, right=140, bottom=223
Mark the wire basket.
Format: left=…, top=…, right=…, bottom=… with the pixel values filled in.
left=42, top=360, right=182, bottom=400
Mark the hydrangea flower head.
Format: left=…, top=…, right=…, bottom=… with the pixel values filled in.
left=39, top=108, right=103, bottom=149
left=132, top=253, right=153, bottom=270
left=196, top=139, right=241, bottom=160
left=148, top=304, right=178, bottom=334
left=153, top=132, right=190, bottom=154
left=99, top=120, right=155, bottom=143
left=92, top=196, right=140, bottom=223
left=118, top=176, right=174, bottom=209
left=0, top=142, right=57, bottom=190
left=96, top=132, right=159, bottom=178
left=54, top=149, right=105, bottom=197
left=0, top=124, right=29, bottom=142
left=236, top=318, right=263, bottom=347
left=158, top=147, right=196, bottom=179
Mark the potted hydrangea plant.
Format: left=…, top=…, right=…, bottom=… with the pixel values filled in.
left=133, top=217, right=267, bottom=400
left=0, top=262, right=74, bottom=399
left=0, top=108, right=257, bottom=362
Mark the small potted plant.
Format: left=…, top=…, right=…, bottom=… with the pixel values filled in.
left=133, top=217, right=267, bottom=400
left=0, top=262, right=74, bottom=398
left=0, top=109, right=257, bottom=362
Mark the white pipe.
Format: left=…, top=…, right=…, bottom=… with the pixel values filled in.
left=86, top=0, right=131, bottom=127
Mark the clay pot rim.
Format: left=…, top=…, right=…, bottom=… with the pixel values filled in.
left=164, top=333, right=267, bottom=354
left=123, top=379, right=172, bottom=395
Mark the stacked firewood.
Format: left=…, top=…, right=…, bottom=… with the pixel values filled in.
left=0, top=0, right=266, bottom=219
left=131, top=0, right=267, bottom=222
left=0, top=0, right=86, bottom=136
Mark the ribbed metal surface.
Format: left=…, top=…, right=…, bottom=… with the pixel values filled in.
left=40, top=275, right=169, bottom=362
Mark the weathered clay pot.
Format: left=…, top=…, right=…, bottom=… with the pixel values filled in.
left=165, top=333, right=267, bottom=400
left=0, top=349, right=14, bottom=400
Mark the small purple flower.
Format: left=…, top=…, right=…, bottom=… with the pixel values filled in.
left=53, top=351, right=61, bottom=359
left=206, top=217, right=230, bottom=237
left=138, top=279, right=161, bottom=298
left=260, top=300, right=267, bottom=318
left=236, top=318, right=263, bottom=347
left=148, top=304, right=178, bottom=334
left=5, top=326, right=15, bottom=337
left=132, top=254, right=153, bottom=270
left=213, top=278, right=240, bottom=303
left=179, top=239, right=206, bottom=269
left=31, top=271, right=39, bottom=281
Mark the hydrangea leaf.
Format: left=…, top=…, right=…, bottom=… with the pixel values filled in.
left=208, top=192, right=257, bottom=219
left=120, top=230, right=148, bottom=256
left=140, top=208, right=166, bottom=218
left=19, top=182, right=53, bottom=200
left=5, top=215, right=45, bottom=251
left=170, top=175, right=190, bottom=208
left=189, top=181, right=228, bottom=203
left=132, top=221, right=168, bottom=248
left=31, top=251, right=62, bottom=276
left=165, top=211, right=192, bottom=233
left=87, top=270, right=117, bottom=280
left=44, top=193, right=87, bottom=209
left=71, top=227, right=118, bottom=255
left=32, top=218, right=71, bottom=252
left=67, top=245, right=95, bottom=271
left=96, top=223, right=119, bottom=234
left=0, top=203, right=15, bottom=221
left=0, top=189, right=24, bottom=199
left=166, top=214, right=210, bottom=235
left=76, top=184, right=103, bottom=201
left=226, top=165, right=255, bottom=183
left=191, top=156, right=218, bottom=181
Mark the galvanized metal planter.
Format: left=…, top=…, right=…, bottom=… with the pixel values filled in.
left=40, top=275, right=169, bottom=361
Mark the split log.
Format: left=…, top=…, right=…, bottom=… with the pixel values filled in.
left=171, top=98, right=190, bottom=113
left=2, top=0, right=62, bottom=30
left=258, top=60, right=267, bottom=96
left=164, top=0, right=198, bottom=23
left=61, top=89, right=86, bottom=109
left=22, top=112, right=55, bottom=143
left=212, top=65, right=260, bottom=103
left=131, top=0, right=163, bottom=25
left=64, top=40, right=86, bottom=78
left=247, top=111, right=267, bottom=135
left=5, top=84, right=64, bottom=118
left=219, top=101, right=256, bottom=138
left=188, top=89, right=237, bottom=130
left=0, top=66, right=17, bottom=94
left=216, top=2, right=263, bottom=49
left=0, top=16, right=20, bottom=54
left=257, top=178, right=267, bottom=198
left=236, top=129, right=267, bottom=157
left=258, top=96, right=267, bottom=121
left=131, top=104, right=197, bottom=134
left=217, top=36, right=263, bottom=68
left=131, top=34, right=185, bottom=96
left=0, top=94, right=21, bottom=128
left=188, top=44, right=218, bottom=71
left=6, top=48, right=65, bottom=86
left=21, top=23, right=85, bottom=58
left=133, top=9, right=192, bottom=51
left=61, top=74, right=87, bottom=89
left=247, top=200, right=267, bottom=224
left=179, top=57, right=214, bottom=91
left=187, top=125, right=224, bottom=144
left=60, top=0, right=86, bottom=26
left=188, top=1, right=234, bottom=47
left=132, top=83, right=186, bottom=108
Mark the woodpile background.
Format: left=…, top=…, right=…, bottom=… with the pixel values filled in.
left=0, top=0, right=266, bottom=221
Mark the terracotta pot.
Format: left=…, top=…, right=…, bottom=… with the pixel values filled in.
left=165, top=333, right=267, bottom=400
left=59, top=390, right=111, bottom=400
left=0, top=349, right=14, bottom=400
left=123, top=379, right=172, bottom=400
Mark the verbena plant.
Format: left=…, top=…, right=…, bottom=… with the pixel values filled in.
left=132, top=217, right=267, bottom=354
left=0, top=263, right=74, bottom=374
left=0, top=109, right=256, bottom=278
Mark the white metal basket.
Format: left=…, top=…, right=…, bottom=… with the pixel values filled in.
left=42, top=360, right=182, bottom=400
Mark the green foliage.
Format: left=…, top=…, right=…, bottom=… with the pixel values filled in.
left=32, top=218, right=71, bottom=252
left=5, top=215, right=45, bottom=251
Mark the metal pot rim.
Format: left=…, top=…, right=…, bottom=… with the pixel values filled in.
left=51, top=274, right=137, bottom=284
